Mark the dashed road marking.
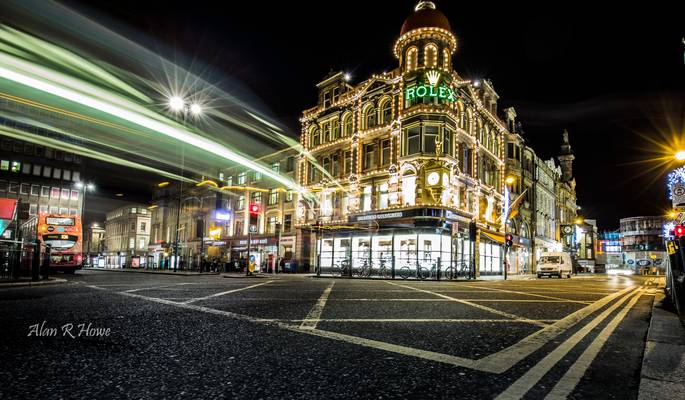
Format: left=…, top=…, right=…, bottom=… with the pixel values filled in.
left=300, top=281, right=335, bottom=330
left=181, top=281, right=274, bottom=304
left=386, top=281, right=550, bottom=327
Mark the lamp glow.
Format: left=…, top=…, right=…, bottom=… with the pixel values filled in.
left=168, top=96, right=184, bottom=111
left=189, top=103, right=202, bottom=115
left=676, top=150, right=685, bottom=161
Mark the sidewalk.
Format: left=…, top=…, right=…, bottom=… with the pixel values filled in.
left=82, top=267, right=219, bottom=276
left=0, top=277, right=68, bottom=288
left=638, top=292, right=685, bottom=399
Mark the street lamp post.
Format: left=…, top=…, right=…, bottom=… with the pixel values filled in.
left=76, top=181, right=95, bottom=266
left=167, top=95, right=203, bottom=272
left=503, top=176, right=516, bottom=280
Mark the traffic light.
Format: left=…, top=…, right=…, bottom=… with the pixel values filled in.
left=675, top=225, right=685, bottom=237
left=505, top=233, right=513, bottom=247
left=248, top=204, right=260, bottom=234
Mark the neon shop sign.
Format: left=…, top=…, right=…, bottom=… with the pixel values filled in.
left=405, top=71, right=456, bottom=102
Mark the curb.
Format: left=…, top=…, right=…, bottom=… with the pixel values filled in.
left=0, top=278, right=68, bottom=288
left=82, top=268, right=219, bottom=276
left=221, top=274, right=280, bottom=279
left=638, top=291, right=685, bottom=399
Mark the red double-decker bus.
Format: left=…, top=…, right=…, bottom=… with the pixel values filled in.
left=30, top=214, right=83, bottom=273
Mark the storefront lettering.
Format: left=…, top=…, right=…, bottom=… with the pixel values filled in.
left=355, top=212, right=403, bottom=221
left=405, top=84, right=456, bottom=102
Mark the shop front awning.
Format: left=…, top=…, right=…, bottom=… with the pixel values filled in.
left=482, top=230, right=505, bottom=244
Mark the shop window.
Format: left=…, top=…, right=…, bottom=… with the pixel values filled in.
left=362, top=186, right=372, bottom=211
left=378, top=183, right=389, bottom=209
left=402, top=174, right=416, bottom=206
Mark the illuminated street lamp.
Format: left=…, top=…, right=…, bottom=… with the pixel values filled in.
left=166, top=94, right=204, bottom=272
left=675, top=150, right=685, bottom=162
left=575, top=217, right=585, bottom=225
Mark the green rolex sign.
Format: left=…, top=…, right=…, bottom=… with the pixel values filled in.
left=405, top=71, right=456, bottom=102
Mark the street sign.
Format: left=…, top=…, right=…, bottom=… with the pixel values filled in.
left=673, top=182, right=685, bottom=208
left=249, top=224, right=258, bottom=234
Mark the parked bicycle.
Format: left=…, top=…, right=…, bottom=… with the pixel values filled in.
left=331, top=259, right=352, bottom=277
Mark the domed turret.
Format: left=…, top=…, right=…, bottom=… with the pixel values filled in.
left=400, top=1, right=451, bottom=36
left=394, top=1, right=456, bottom=73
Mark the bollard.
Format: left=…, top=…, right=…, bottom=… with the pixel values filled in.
left=437, top=257, right=441, bottom=281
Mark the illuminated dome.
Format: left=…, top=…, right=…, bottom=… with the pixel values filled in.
left=400, top=1, right=451, bottom=36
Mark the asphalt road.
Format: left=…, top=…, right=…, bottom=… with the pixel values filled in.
left=0, top=271, right=660, bottom=399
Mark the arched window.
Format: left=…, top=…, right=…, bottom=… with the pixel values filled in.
left=343, top=113, right=353, bottom=136
left=442, top=48, right=450, bottom=70
left=365, top=106, right=377, bottom=129
left=380, top=100, right=392, bottom=124
left=311, top=128, right=320, bottom=147
left=405, top=46, right=418, bottom=72
left=424, top=43, right=438, bottom=68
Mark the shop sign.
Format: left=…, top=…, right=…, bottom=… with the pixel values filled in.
left=404, top=71, right=456, bottom=102
left=280, top=236, right=296, bottom=246
left=351, top=211, right=403, bottom=222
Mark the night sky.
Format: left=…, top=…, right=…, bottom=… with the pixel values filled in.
left=65, top=0, right=685, bottom=229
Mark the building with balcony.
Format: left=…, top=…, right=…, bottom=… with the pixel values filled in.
left=297, top=2, right=510, bottom=276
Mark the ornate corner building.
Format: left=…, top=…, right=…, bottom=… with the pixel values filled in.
left=296, top=2, right=511, bottom=276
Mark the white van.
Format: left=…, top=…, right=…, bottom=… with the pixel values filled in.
left=537, top=252, right=573, bottom=278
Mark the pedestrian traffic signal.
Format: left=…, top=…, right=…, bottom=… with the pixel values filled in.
left=505, top=233, right=513, bottom=247
left=675, top=225, right=685, bottom=237
left=249, top=203, right=260, bottom=215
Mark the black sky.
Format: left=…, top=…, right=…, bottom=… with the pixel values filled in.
left=65, top=0, right=685, bottom=229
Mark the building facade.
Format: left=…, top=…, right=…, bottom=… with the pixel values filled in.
left=297, top=2, right=509, bottom=277
left=619, top=216, right=667, bottom=272
left=148, top=152, right=299, bottom=271
left=103, top=205, right=151, bottom=268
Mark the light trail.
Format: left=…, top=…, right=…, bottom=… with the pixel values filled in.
left=0, top=1, right=319, bottom=200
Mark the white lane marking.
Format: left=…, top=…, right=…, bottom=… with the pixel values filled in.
left=475, top=285, right=637, bottom=374
left=495, top=289, right=642, bottom=399
left=386, top=281, right=549, bottom=327
left=181, top=281, right=274, bottom=304
left=83, top=282, right=635, bottom=374
left=271, top=318, right=560, bottom=323
left=300, top=281, right=335, bottom=330
left=124, top=283, right=195, bottom=293
left=461, top=283, right=593, bottom=304
left=544, top=291, right=644, bottom=399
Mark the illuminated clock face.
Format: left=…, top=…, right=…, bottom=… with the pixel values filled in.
left=442, top=173, right=449, bottom=187
left=563, top=225, right=573, bottom=234
left=427, top=171, right=440, bottom=186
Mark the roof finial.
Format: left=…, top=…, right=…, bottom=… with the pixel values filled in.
left=415, top=1, right=436, bottom=12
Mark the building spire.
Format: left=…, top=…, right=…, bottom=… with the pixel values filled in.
left=558, top=129, right=575, bottom=182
